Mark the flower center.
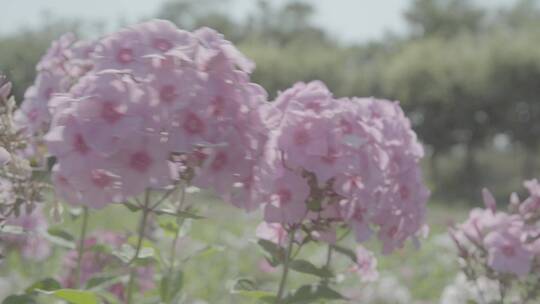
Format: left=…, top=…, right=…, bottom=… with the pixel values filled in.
left=293, top=129, right=310, bottom=145
left=159, top=85, right=177, bottom=103
left=399, top=185, right=410, bottom=200
left=321, top=148, right=338, bottom=164
left=101, top=101, right=123, bottom=124
left=27, top=108, right=41, bottom=122
left=387, top=226, right=398, bottom=238
left=183, top=112, right=205, bottom=134
left=73, top=133, right=90, bottom=155
left=210, top=151, right=228, bottom=171
left=91, top=170, right=112, bottom=188
left=306, top=101, right=321, bottom=112
left=501, top=244, right=516, bottom=257
left=44, top=88, right=54, bottom=99
left=211, top=96, right=225, bottom=117
left=56, top=174, right=69, bottom=186
left=277, top=188, right=292, bottom=206
left=116, top=48, right=134, bottom=64
left=153, top=38, right=173, bottom=51
left=340, top=119, right=353, bottom=134
left=129, top=151, right=152, bottom=173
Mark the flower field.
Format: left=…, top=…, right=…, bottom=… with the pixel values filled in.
left=1, top=9, right=540, bottom=304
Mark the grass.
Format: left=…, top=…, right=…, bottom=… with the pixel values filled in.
left=0, top=191, right=470, bottom=304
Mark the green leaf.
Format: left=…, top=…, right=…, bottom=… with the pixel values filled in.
left=289, top=259, right=334, bottom=278
left=160, top=270, right=184, bottom=302
left=0, top=225, right=24, bottom=235
left=85, top=275, right=118, bottom=289
left=230, top=278, right=276, bottom=303
left=234, top=290, right=276, bottom=303
left=231, top=278, right=257, bottom=291
left=2, top=294, right=37, bottom=304
left=283, top=284, right=345, bottom=304
left=331, top=245, right=357, bottom=264
left=257, top=239, right=284, bottom=264
left=153, top=208, right=205, bottom=219
left=47, top=227, right=75, bottom=242
left=38, top=289, right=98, bottom=304
left=122, top=201, right=140, bottom=212
left=158, top=219, right=179, bottom=236
left=191, top=245, right=224, bottom=259
left=112, top=243, right=135, bottom=263
left=88, top=243, right=112, bottom=254
left=25, top=278, right=61, bottom=294
left=43, top=229, right=76, bottom=249
left=95, top=292, right=121, bottom=304
left=113, top=243, right=155, bottom=264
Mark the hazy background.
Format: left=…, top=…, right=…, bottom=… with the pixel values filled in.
left=2, top=0, right=540, bottom=205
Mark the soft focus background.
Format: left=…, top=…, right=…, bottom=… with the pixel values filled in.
left=1, top=0, right=539, bottom=303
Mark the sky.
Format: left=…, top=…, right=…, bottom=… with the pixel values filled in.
left=1, top=0, right=517, bottom=43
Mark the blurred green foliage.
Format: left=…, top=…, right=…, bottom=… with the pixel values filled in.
left=2, top=0, right=540, bottom=203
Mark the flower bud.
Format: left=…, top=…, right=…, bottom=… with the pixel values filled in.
left=0, top=74, right=12, bottom=100
left=0, top=147, right=10, bottom=166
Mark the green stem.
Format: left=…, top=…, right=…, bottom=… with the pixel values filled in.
left=168, top=183, right=186, bottom=273
left=322, top=245, right=333, bottom=285
left=126, top=190, right=151, bottom=304
left=325, top=245, right=333, bottom=267
left=75, top=207, right=89, bottom=288
left=276, top=227, right=296, bottom=302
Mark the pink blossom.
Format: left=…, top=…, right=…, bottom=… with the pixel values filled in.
left=51, top=164, right=84, bottom=206
left=484, top=228, right=532, bottom=277
left=255, top=222, right=288, bottom=247
left=453, top=182, right=540, bottom=282
left=71, top=73, right=145, bottom=155
left=92, top=29, right=148, bottom=74
left=350, top=246, right=379, bottom=282
left=134, top=20, right=195, bottom=57
left=1, top=206, right=51, bottom=261
left=258, top=259, right=278, bottom=273
left=36, top=33, right=76, bottom=72
left=310, top=228, right=337, bottom=244
left=458, top=209, right=516, bottom=244
left=111, top=135, right=173, bottom=196
left=482, top=188, right=497, bottom=213
left=520, top=179, right=540, bottom=218
left=263, top=171, right=310, bottom=224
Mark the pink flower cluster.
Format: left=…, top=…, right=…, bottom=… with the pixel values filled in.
left=60, top=231, right=155, bottom=301
left=254, top=81, right=429, bottom=254
left=0, top=206, right=51, bottom=261
left=15, top=34, right=95, bottom=137
left=40, top=20, right=267, bottom=208
left=452, top=181, right=540, bottom=277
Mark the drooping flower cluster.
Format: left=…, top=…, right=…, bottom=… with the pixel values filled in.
left=59, top=231, right=155, bottom=301
left=0, top=206, right=51, bottom=261
left=253, top=81, right=429, bottom=254
left=451, top=181, right=540, bottom=302
left=41, top=20, right=267, bottom=208
left=0, top=74, right=46, bottom=222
